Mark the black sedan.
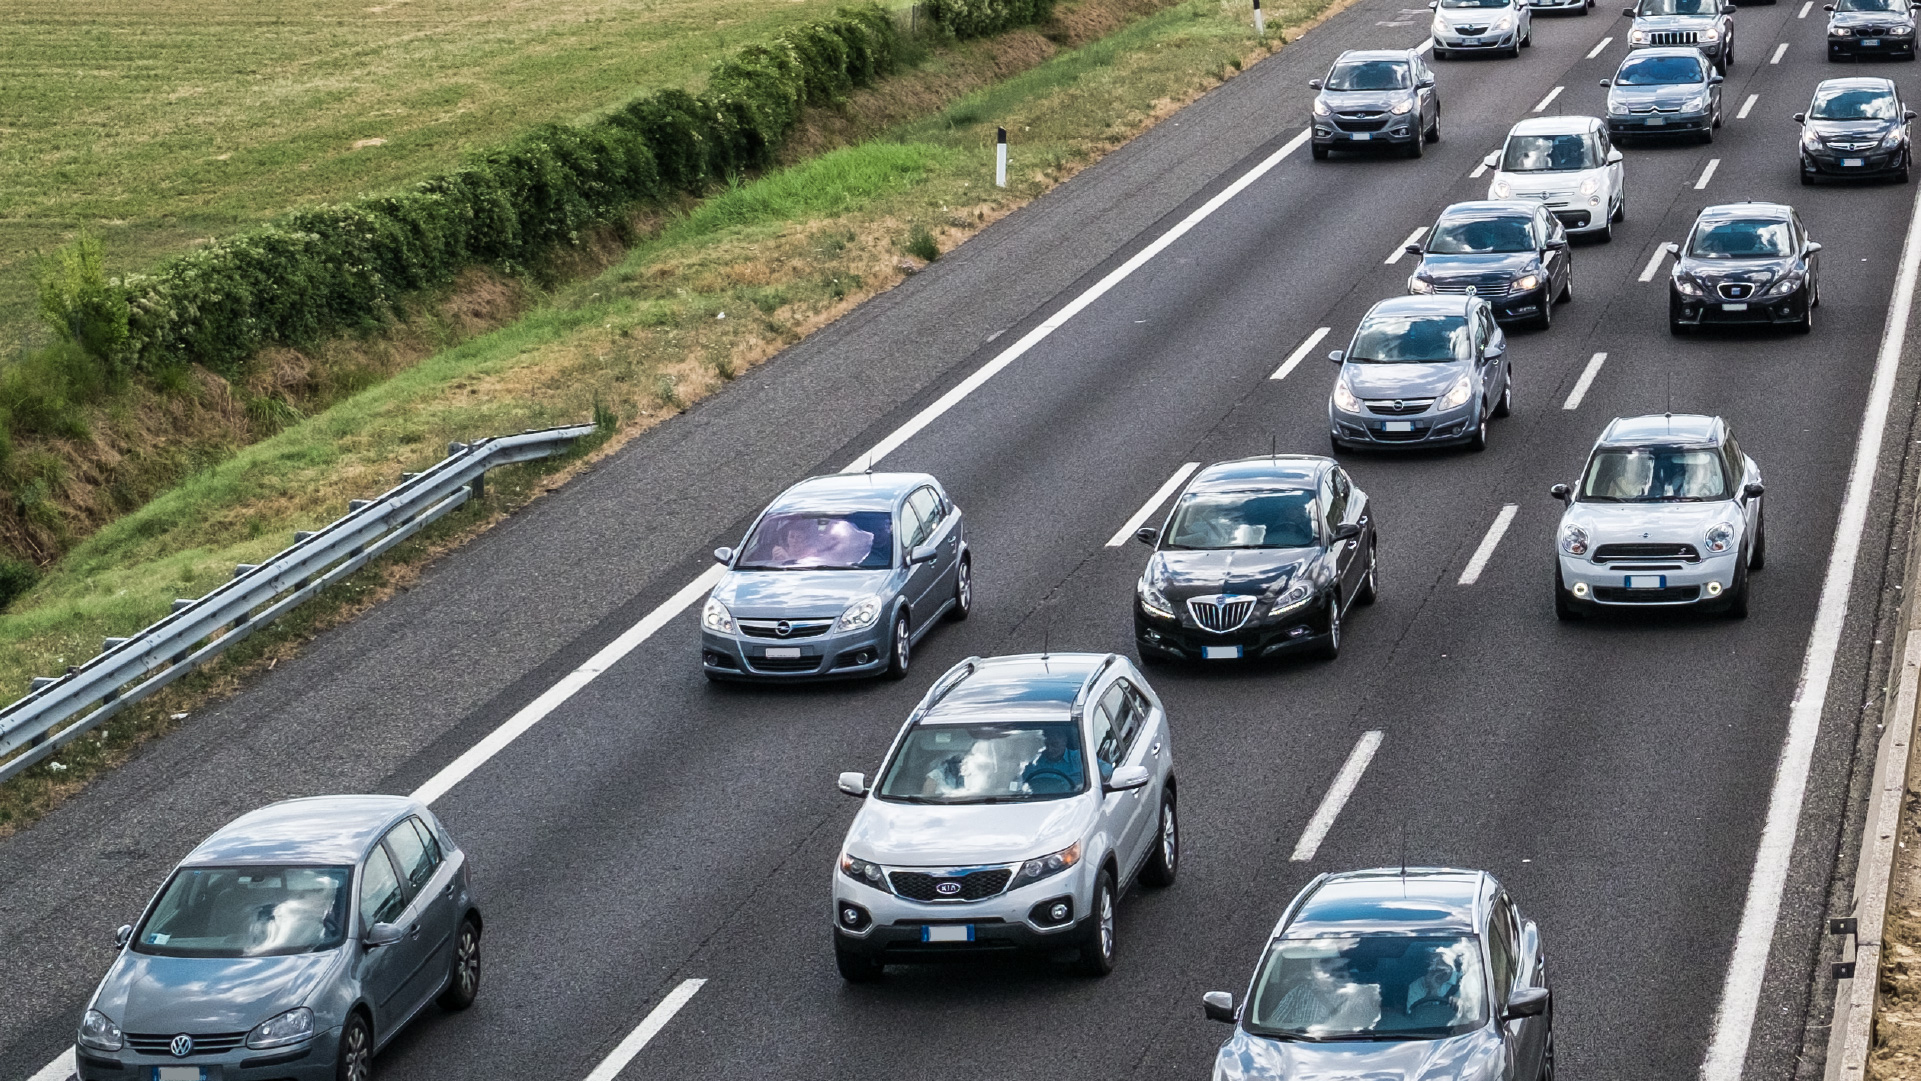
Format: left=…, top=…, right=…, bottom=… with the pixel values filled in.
left=1826, top=0, right=1917, bottom=59
left=1406, top=201, right=1572, bottom=329
left=1669, top=202, right=1822, bottom=333
left=1798, top=77, right=1914, bottom=183
left=1134, top=455, right=1375, bottom=664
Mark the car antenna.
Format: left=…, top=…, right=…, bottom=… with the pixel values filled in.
left=1399, top=821, right=1409, bottom=898
left=1041, top=602, right=1052, bottom=664
left=1271, top=432, right=1278, bottom=463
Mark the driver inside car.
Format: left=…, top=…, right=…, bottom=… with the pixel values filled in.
left=1404, top=952, right=1463, bottom=1026
left=1021, top=731, right=1084, bottom=792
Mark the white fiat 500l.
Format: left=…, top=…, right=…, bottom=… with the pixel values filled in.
left=1551, top=414, right=1764, bottom=618
left=829, top=653, right=1177, bottom=982
left=1484, top=116, right=1626, bottom=239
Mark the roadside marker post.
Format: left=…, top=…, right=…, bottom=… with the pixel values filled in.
left=1254, top=0, right=1265, bottom=36
left=996, top=127, right=1008, bottom=188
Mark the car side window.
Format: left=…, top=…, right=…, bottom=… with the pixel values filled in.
left=1486, top=896, right=1519, bottom=996
left=1317, top=474, right=1337, bottom=531
left=1102, top=681, right=1144, bottom=755
left=1722, top=433, right=1745, bottom=484
left=901, top=497, right=932, bottom=552
left=1089, top=700, right=1122, bottom=779
left=359, top=847, right=408, bottom=930
left=384, top=818, right=440, bottom=895
left=1328, top=469, right=1351, bottom=525
left=909, top=487, right=943, bottom=537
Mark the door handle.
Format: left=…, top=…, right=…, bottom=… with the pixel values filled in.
left=1150, top=740, right=1162, bottom=755
left=407, top=924, right=421, bottom=940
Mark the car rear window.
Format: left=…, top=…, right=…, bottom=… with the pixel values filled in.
left=135, top=866, right=351, bottom=957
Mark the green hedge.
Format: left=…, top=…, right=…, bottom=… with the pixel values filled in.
left=924, top=0, right=1057, bottom=39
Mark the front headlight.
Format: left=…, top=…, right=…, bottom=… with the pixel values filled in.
left=1608, top=97, right=1629, bottom=114
left=1629, top=28, right=1649, bottom=42
left=1434, top=14, right=1451, bottom=32
left=1332, top=379, right=1363, bottom=413
left=1803, top=128, right=1825, bottom=150
left=1560, top=524, right=1589, bottom=556
left=1893, top=23, right=1915, bottom=33
left=1674, top=275, right=1702, bottom=296
left=836, top=595, right=884, bottom=632
left=1513, top=273, right=1541, bottom=292
left=1579, top=176, right=1599, bottom=196
left=1886, top=128, right=1909, bottom=148
left=1437, top=374, right=1473, bottom=411
left=1705, top=522, right=1736, bottom=554
left=247, top=1007, right=314, bottom=1050
left=1766, top=274, right=1803, bottom=296
left=1313, top=98, right=1331, bottom=116
left=1686, top=93, right=1712, bottom=114
left=1495, top=14, right=1514, bottom=30
left=1699, top=26, right=1720, bottom=40
left=1391, top=98, right=1415, bottom=115
left=1491, top=178, right=1514, bottom=197
left=1137, top=576, right=1176, bottom=619
left=840, top=852, right=887, bottom=888
left=1015, top=842, right=1082, bottom=885
left=700, top=597, right=734, bottom=635
left=1833, top=24, right=1854, bottom=34
left=1409, top=276, right=1436, bottom=294
left=79, top=1010, right=122, bottom=1052
left=1271, top=579, right=1316, bottom=616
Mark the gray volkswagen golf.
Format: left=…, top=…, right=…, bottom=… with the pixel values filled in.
left=701, top=472, right=970, bottom=681
left=75, top=796, right=480, bottom=1081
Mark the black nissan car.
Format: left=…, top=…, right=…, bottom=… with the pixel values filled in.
left=1669, top=202, right=1822, bottom=333
left=1825, top=0, right=1917, bottom=59
left=1798, top=77, right=1914, bottom=183
left=1134, top=456, right=1376, bottom=664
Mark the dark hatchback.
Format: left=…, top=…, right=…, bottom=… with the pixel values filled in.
left=1798, top=77, right=1914, bottom=183
left=1134, top=456, right=1376, bottom=664
left=1670, top=203, right=1822, bottom=333
left=1407, top=201, right=1572, bottom=329
left=1826, top=0, right=1917, bottom=59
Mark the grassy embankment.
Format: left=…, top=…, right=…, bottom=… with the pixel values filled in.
left=0, top=0, right=1346, bottom=830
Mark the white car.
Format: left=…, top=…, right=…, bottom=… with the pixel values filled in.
left=1483, top=116, right=1626, bottom=240
left=1430, top=0, right=1534, bottom=57
left=1551, top=414, right=1764, bottom=619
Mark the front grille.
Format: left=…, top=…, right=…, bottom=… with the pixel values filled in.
left=1187, top=594, right=1257, bottom=633
left=126, top=1032, right=247, bottom=1056
left=1827, top=140, right=1877, bottom=152
left=746, top=656, right=820, bottom=672
left=1592, top=584, right=1703, bottom=603
left=738, top=619, right=833, bottom=639
left=1373, top=426, right=1430, bottom=441
left=1431, top=282, right=1512, bottom=297
left=1594, top=543, right=1702, bottom=563
left=1454, top=23, right=1490, bottom=33
left=1550, top=210, right=1593, bottom=228
left=1334, top=116, right=1390, bottom=132
left=1646, top=29, right=1700, bottom=44
left=1628, top=104, right=1681, bottom=114
left=1365, top=398, right=1433, bottom=416
left=1717, top=282, right=1756, bottom=300
left=889, top=868, right=1014, bottom=901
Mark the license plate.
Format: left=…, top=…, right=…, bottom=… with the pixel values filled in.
left=1844, top=157, right=1866, bottom=167
left=1722, top=302, right=1748, bottom=311
left=1863, top=37, right=1882, bottom=44
left=763, top=646, right=801, bottom=659
left=154, top=1069, right=207, bottom=1081
left=1383, top=420, right=1414, bottom=432
left=1203, top=645, right=1243, bottom=660
left=1625, top=575, right=1667, bottom=589
left=1646, top=117, right=1666, bottom=126
left=1351, top=132, right=1371, bottom=141
left=922, top=924, right=973, bottom=943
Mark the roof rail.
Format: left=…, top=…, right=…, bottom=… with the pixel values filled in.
left=909, top=656, right=981, bottom=721
left=1068, top=653, right=1122, bottom=721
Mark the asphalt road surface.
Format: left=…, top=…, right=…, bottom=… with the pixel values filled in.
left=8, top=0, right=1921, bottom=1077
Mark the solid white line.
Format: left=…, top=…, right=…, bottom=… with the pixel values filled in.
left=1699, top=129, right=1921, bottom=1081
left=1106, top=463, right=1199, bottom=546
left=1386, top=226, right=1425, bottom=264
left=1639, top=241, right=1678, bottom=282
left=1533, top=86, right=1565, bottom=113
left=1457, top=504, right=1518, bottom=586
left=25, top=1048, right=73, bottom=1081
left=1587, top=35, right=1614, bottom=58
left=1737, top=93, right=1758, bottom=120
left=1695, top=157, right=1721, bottom=190
left=1271, top=326, right=1333, bottom=380
left=1799, top=0, right=1813, bottom=14
left=1470, top=162, right=1490, bottom=179
left=582, top=979, right=707, bottom=1081
left=1562, top=352, right=1608, bottom=410
left=1290, top=731, right=1384, bottom=861
left=1771, top=41, right=1789, bottom=63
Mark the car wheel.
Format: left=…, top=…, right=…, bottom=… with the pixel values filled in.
left=1357, top=541, right=1380, bottom=605
left=1507, top=42, right=1522, bottom=58
left=1534, top=291, right=1553, bottom=331
left=1749, top=506, right=1766, bottom=571
left=436, top=918, right=481, bottom=1010
left=1598, top=214, right=1613, bottom=242
left=1540, top=1027, right=1557, bottom=1081
left=1523, top=23, right=1533, bottom=46
left=1714, top=106, right=1723, bottom=129
left=1796, top=293, right=1814, bottom=334
left=835, top=938, right=885, bottom=983
left=1406, top=126, right=1425, bottom=158
left=1726, top=560, right=1751, bottom=618
left=1312, top=143, right=1330, bottom=160
left=1554, top=566, right=1583, bottom=621
left=1494, top=373, right=1513, bottom=418
left=1427, top=112, right=1441, bottom=142
left=1140, top=792, right=1180, bottom=887
left=336, top=1013, right=372, bottom=1081
left=949, top=556, right=972, bottom=621
left=1899, top=154, right=1913, bottom=184
left=1315, top=594, right=1343, bottom=660
left=1434, top=46, right=1450, bottom=59
left=1558, top=267, right=1573, bottom=303
left=1076, top=870, right=1118, bottom=976
left=1612, top=189, right=1627, bottom=223
left=1802, top=166, right=1816, bottom=185
left=1467, top=410, right=1490, bottom=452
left=885, top=612, right=911, bottom=680
left=1701, top=124, right=1715, bottom=145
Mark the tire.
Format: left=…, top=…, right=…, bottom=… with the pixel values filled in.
left=1467, top=410, right=1490, bottom=452
left=336, top=1013, right=372, bottom=1081
left=1534, top=290, right=1553, bottom=331
left=436, top=918, right=481, bottom=1010
left=1795, top=293, right=1814, bottom=334
left=1435, top=46, right=1452, bottom=59
left=1406, top=126, right=1425, bottom=158
left=1540, top=1027, right=1557, bottom=1081
left=1315, top=594, right=1344, bottom=660
left=835, top=938, right=885, bottom=983
left=1749, top=506, right=1766, bottom=571
left=1598, top=213, right=1613, bottom=242
left=885, top=612, right=911, bottom=680
left=1507, top=43, right=1523, bottom=58
left=949, top=557, right=972, bottom=621
left=1612, top=189, right=1626, bottom=223
left=1802, top=167, right=1816, bottom=186
left=1523, top=23, right=1533, bottom=46
left=1726, top=560, right=1750, bottom=618
left=1554, top=566, right=1583, bottom=621
left=1330, top=432, right=1348, bottom=455
left=1427, top=113, right=1441, bottom=142
left=1076, top=871, right=1118, bottom=976
left=1139, top=793, right=1180, bottom=887
left=1493, top=372, right=1513, bottom=418
left=1312, top=144, right=1330, bottom=160
left=1714, top=106, right=1723, bottom=129
left=1357, top=541, right=1379, bottom=604
left=1700, top=125, right=1715, bottom=145
left=1558, top=267, right=1573, bottom=303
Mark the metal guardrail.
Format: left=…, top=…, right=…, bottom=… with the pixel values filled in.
left=0, top=422, right=597, bottom=786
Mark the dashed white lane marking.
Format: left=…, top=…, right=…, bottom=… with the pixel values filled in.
left=1799, top=0, right=1813, bottom=15
left=1737, top=93, right=1758, bottom=119
left=1772, top=41, right=1790, bottom=63
left=1700, top=99, right=1921, bottom=1081
left=1533, top=86, right=1565, bottom=113
left=1695, top=157, right=1721, bottom=189
left=1107, top=463, right=1200, bottom=546
left=1414, top=37, right=1435, bottom=53
left=1470, top=161, right=1491, bottom=179
left=25, top=1047, right=73, bottom=1081
left=1587, top=35, right=1614, bottom=58
left=1271, top=326, right=1333, bottom=381
left=1387, top=226, right=1426, bottom=264
left=1563, top=352, right=1608, bottom=410
left=1640, top=241, right=1679, bottom=282
left=1291, top=731, right=1385, bottom=861
left=582, top=979, right=707, bottom=1081
left=1457, top=504, right=1519, bottom=586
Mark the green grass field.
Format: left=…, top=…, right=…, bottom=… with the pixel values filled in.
left=0, top=0, right=879, bottom=346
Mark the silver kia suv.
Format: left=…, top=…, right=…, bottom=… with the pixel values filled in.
left=830, top=653, right=1178, bottom=980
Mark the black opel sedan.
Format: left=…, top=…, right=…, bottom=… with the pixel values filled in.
left=1798, top=77, right=1914, bottom=183
left=1134, top=456, right=1375, bottom=664
left=1407, top=201, right=1572, bottom=329
left=1826, top=0, right=1917, bottom=59
left=1669, top=202, right=1822, bottom=333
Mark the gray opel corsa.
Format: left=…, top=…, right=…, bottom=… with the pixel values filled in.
left=75, top=796, right=480, bottom=1081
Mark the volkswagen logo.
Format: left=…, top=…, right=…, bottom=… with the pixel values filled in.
left=934, top=881, right=963, bottom=896
left=1464, top=285, right=1478, bottom=296
left=170, top=1034, right=194, bottom=1058
left=774, top=620, right=792, bottom=637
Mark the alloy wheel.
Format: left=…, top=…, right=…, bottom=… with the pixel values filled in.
left=453, top=924, right=479, bottom=1000
left=339, top=1018, right=371, bottom=1081
left=1160, top=801, right=1178, bottom=872
left=891, top=615, right=911, bottom=677
left=1097, top=883, right=1116, bottom=962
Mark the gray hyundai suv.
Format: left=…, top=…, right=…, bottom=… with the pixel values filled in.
left=830, top=653, right=1177, bottom=980
left=75, top=795, right=480, bottom=1081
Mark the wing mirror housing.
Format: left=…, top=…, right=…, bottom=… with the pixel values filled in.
left=1327, top=349, right=1347, bottom=365
left=114, top=924, right=133, bottom=948
left=1333, top=522, right=1363, bottom=541
left=1418, top=76, right=1436, bottom=88
left=1598, top=78, right=1613, bottom=87
left=1550, top=483, right=1573, bottom=504
left=1484, top=150, right=1501, bottom=168
left=837, top=771, right=870, bottom=797
left=910, top=543, right=940, bottom=565
left=364, top=922, right=404, bottom=949
left=1135, top=526, right=1160, bottom=546
left=1202, top=991, right=1239, bottom=1023
left=1503, top=987, right=1551, bottom=1021
left=1309, top=78, right=1325, bottom=89
left=712, top=546, right=734, bottom=565
left=1405, top=243, right=1425, bottom=256
left=1105, top=764, right=1152, bottom=792
left=1622, top=6, right=1636, bottom=16
left=1607, top=147, right=1624, bottom=163
left=1709, top=73, right=1724, bottom=85
left=1807, top=241, right=1824, bottom=254
left=1825, top=3, right=1837, bottom=8
left=1907, top=109, right=1917, bottom=120
left=1744, top=481, right=1766, bottom=498
left=1720, top=2, right=1735, bottom=12
left=1794, top=111, right=1807, bottom=123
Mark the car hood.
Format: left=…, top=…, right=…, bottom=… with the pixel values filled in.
left=1675, top=253, right=1796, bottom=292
left=1561, top=498, right=1742, bottom=542
left=1493, top=166, right=1605, bottom=196
left=1609, top=83, right=1707, bottom=109
left=844, top=795, right=1095, bottom=864
left=1212, top=1027, right=1503, bottom=1081
left=1434, top=7, right=1515, bottom=24
left=1632, top=12, right=1719, bottom=28
left=1830, top=9, right=1914, bottom=25
left=1319, top=89, right=1416, bottom=113
left=91, top=950, right=342, bottom=1033
left=712, top=569, right=894, bottom=618
left=1341, top=361, right=1468, bottom=400
left=1806, top=117, right=1898, bottom=143
left=1147, top=549, right=1309, bottom=602
left=1413, top=251, right=1538, bottom=289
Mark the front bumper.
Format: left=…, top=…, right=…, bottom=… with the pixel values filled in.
left=1829, top=33, right=1917, bottom=56
left=1607, top=111, right=1712, bottom=137
left=1558, top=550, right=1740, bottom=607
left=1803, top=146, right=1907, bottom=177
left=1330, top=400, right=1479, bottom=447
left=76, top=1030, right=342, bottom=1081
left=1312, top=120, right=1419, bottom=147
left=1432, top=29, right=1522, bottom=51
left=1134, top=600, right=1328, bottom=661
left=1530, top=0, right=1588, bottom=9
left=1669, top=284, right=1810, bottom=326
left=1625, top=38, right=1726, bottom=60
left=701, top=622, right=889, bottom=680
left=833, top=865, right=1092, bottom=962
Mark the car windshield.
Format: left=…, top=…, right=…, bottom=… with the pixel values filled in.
left=1836, top=0, right=1905, bottom=11
left=736, top=510, right=893, bottom=570
left=1810, top=87, right=1899, bottom=121
left=877, top=721, right=1089, bottom=803
left=1246, top=936, right=1490, bottom=1041
left=1326, top=60, right=1411, bottom=90
left=1441, top=0, right=1509, bottom=8
left=134, top=866, right=351, bottom=958
left=1347, top=314, right=1470, bottom=363
left=1501, top=133, right=1601, bottom=171
left=1163, top=489, right=1316, bottom=549
left=1425, top=217, right=1535, bottom=254
left=1687, top=219, right=1793, bottom=258
left=1636, top=0, right=1715, bottom=13
left=1615, top=55, right=1706, bottom=84
left=1581, top=446, right=1730, bottom=501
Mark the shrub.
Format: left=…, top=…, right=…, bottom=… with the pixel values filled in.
left=0, top=557, right=38, bottom=611
left=37, top=232, right=130, bottom=372
left=925, top=0, right=1056, bottom=39
left=905, top=224, right=940, bottom=261
left=0, top=341, right=108, bottom=440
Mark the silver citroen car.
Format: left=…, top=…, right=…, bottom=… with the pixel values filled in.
left=1204, top=868, right=1552, bottom=1081
left=700, top=472, right=969, bottom=682
left=75, top=796, right=480, bottom=1081
left=830, top=653, right=1177, bottom=981
left=1551, top=414, right=1764, bottom=618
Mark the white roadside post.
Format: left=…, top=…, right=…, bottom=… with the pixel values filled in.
left=996, top=126, right=1008, bottom=188
left=1254, top=0, right=1265, bottom=36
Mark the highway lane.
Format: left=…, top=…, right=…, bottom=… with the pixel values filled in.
left=6, top=0, right=1921, bottom=1077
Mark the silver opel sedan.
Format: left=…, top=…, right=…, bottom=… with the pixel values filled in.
left=75, top=796, right=480, bottom=1081
left=701, top=472, right=969, bottom=681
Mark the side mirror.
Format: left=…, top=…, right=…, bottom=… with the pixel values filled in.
left=1906, top=109, right=1917, bottom=120
left=1202, top=991, right=1238, bottom=1023
left=1309, top=78, right=1324, bottom=89
left=1622, top=6, right=1636, bottom=16
left=1327, top=349, right=1346, bottom=365
left=1333, top=522, right=1362, bottom=541
left=1793, top=112, right=1807, bottom=123
left=1550, top=483, right=1572, bottom=503
left=114, top=924, right=133, bottom=948
left=1483, top=344, right=1504, bottom=361
left=1807, top=241, right=1824, bottom=254
left=1545, top=239, right=1568, bottom=250
left=365, top=923, right=404, bottom=949
left=1607, top=148, right=1624, bottom=163
left=1484, top=151, right=1501, bottom=168
left=1105, top=764, right=1152, bottom=792
left=1825, top=3, right=1836, bottom=8
left=1744, top=482, right=1766, bottom=498
left=712, top=546, right=733, bottom=565
left=1721, top=2, right=1735, bottom=11
left=1405, top=243, right=1424, bottom=256
left=1418, top=76, right=1436, bottom=88
left=1709, top=73, right=1724, bottom=85
left=1503, top=987, right=1551, bottom=1021
left=837, top=771, right=870, bottom=797
left=910, top=543, right=940, bottom=565
left=1135, top=526, right=1160, bottom=546
left=1598, top=78, right=1613, bottom=87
